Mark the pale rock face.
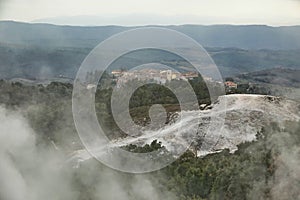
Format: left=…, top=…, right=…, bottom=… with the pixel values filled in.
left=71, top=94, right=300, bottom=166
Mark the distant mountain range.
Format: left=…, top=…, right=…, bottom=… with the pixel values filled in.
left=1, top=21, right=300, bottom=80
left=0, top=43, right=300, bottom=80
left=1, top=21, right=300, bottom=49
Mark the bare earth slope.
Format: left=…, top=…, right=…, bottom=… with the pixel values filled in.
left=70, top=94, right=300, bottom=166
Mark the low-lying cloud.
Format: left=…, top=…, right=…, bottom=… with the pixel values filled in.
left=0, top=106, right=76, bottom=200
left=0, top=106, right=175, bottom=200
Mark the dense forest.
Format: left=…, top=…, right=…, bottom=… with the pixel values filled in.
left=1, top=42, right=300, bottom=79
left=1, top=78, right=298, bottom=199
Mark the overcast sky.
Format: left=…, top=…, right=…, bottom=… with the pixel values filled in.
left=0, top=0, right=300, bottom=26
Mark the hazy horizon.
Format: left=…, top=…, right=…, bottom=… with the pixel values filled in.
left=1, top=18, right=300, bottom=27
left=1, top=0, right=300, bottom=26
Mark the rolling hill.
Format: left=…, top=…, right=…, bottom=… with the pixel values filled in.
left=1, top=21, right=300, bottom=49
left=1, top=21, right=300, bottom=80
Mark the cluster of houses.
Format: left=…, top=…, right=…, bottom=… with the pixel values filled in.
left=111, top=69, right=240, bottom=90
left=111, top=69, right=200, bottom=87
left=224, top=81, right=238, bottom=89
left=84, top=69, right=239, bottom=92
